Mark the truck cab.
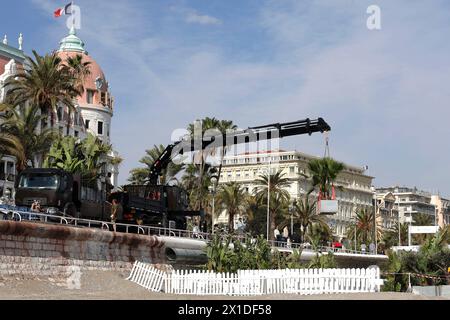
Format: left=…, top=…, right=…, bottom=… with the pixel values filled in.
left=15, top=168, right=78, bottom=216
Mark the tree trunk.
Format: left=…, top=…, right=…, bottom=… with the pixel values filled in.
left=228, top=210, right=234, bottom=233
left=270, top=209, right=276, bottom=241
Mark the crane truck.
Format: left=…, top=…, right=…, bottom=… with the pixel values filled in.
left=116, top=117, right=331, bottom=228
left=13, top=118, right=331, bottom=228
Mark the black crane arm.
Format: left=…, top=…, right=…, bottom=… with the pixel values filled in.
left=148, top=117, right=330, bottom=185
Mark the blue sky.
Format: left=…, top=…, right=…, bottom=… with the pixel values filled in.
left=2, top=0, right=450, bottom=195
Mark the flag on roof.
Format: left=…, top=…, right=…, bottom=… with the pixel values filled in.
left=54, top=3, right=74, bottom=18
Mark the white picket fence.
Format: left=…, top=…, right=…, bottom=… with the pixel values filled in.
left=126, top=262, right=166, bottom=292
left=127, top=261, right=383, bottom=296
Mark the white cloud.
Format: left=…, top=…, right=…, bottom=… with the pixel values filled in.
left=185, top=11, right=222, bottom=26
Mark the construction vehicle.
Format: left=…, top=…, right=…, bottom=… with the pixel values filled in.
left=13, top=118, right=330, bottom=227
left=118, top=118, right=331, bottom=228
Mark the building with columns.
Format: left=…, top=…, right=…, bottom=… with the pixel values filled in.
left=374, top=192, right=399, bottom=231
left=376, top=186, right=450, bottom=228
left=216, top=150, right=375, bottom=238
left=0, top=34, right=26, bottom=199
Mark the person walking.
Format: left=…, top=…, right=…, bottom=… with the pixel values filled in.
left=283, top=226, right=289, bottom=240
left=110, top=199, right=120, bottom=232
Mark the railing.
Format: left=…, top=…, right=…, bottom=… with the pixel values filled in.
left=128, top=261, right=384, bottom=296
left=0, top=205, right=212, bottom=240
left=126, top=261, right=166, bottom=292
left=267, top=240, right=379, bottom=256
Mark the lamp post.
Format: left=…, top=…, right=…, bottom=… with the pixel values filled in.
left=290, top=200, right=297, bottom=236
left=397, top=197, right=401, bottom=246
left=210, top=175, right=218, bottom=232
left=374, top=193, right=378, bottom=254
left=266, top=161, right=271, bottom=241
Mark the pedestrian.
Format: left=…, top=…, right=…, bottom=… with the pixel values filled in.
left=110, top=198, right=120, bottom=232
left=287, top=237, right=292, bottom=249
left=283, top=226, right=289, bottom=241
left=369, top=242, right=375, bottom=254
left=273, top=228, right=280, bottom=239
left=361, top=243, right=367, bottom=254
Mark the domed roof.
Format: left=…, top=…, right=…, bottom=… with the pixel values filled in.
left=58, top=26, right=87, bottom=54
left=57, top=27, right=108, bottom=93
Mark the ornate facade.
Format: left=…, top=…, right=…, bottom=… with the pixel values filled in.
left=0, top=34, right=25, bottom=199
left=0, top=28, right=120, bottom=201
left=217, top=150, right=375, bottom=238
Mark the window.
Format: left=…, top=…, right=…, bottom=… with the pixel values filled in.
left=107, top=124, right=110, bottom=137
left=87, top=90, right=95, bottom=104
left=98, top=121, right=104, bottom=135
left=101, top=92, right=106, bottom=105
left=85, top=120, right=90, bottom=129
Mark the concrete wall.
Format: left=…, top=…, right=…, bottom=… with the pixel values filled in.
left=0, top=221, right=167, bottom=280
left=412, top=285, right=450, bottom=297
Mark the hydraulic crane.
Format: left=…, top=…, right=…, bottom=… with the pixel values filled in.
left=149, top=118, right=331, bottom=185
left=121, top=118, right=331, bottom=228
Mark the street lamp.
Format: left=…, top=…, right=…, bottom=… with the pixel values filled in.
left=266, top=160, right=271, bottom=241
left=210, top=175, right=218, bottom=232
left=397, top=197, right=401, bottom=246
left=290, top=200, right=297, bottom=236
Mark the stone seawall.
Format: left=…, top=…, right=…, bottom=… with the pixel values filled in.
left=0, top=221, right=167, bottom=280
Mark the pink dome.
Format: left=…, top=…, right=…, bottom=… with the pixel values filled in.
left=57, top=51, right=110, bottom=107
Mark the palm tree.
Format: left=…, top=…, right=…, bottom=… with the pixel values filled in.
left=384, top=222, right=409, bottom=247
left=181, top=163, right=216, bottom=212
left=187, top=117, right=234, bottom=212
left=306, top=157, right=344, bottom=199
left=413, top=213, right=433, bottom=226
left=63, top=54, right=92, bottom=133
left=0, top=103, right=56, bottom=170
left=412, top=213, right=434, bottom=245
left=44, top=134, right=112, bottom=185
left=64, top=54, right=91, bottom=94
left=0, top=132, right=24, bottom=168
left=254, top=170, right=291, bottom=240
left=128, top=144, right=184, bottom=185
left=287, top=197, right=328, bottom=243
left=347, top=209, right=382, bottom=246
left=307, top=222, right=333, bottom=248
left=6, top=50, right=79, bottom=128
left=211, top=119, right=237, bottom=186
left=216, top=182, right=248, bottom=233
